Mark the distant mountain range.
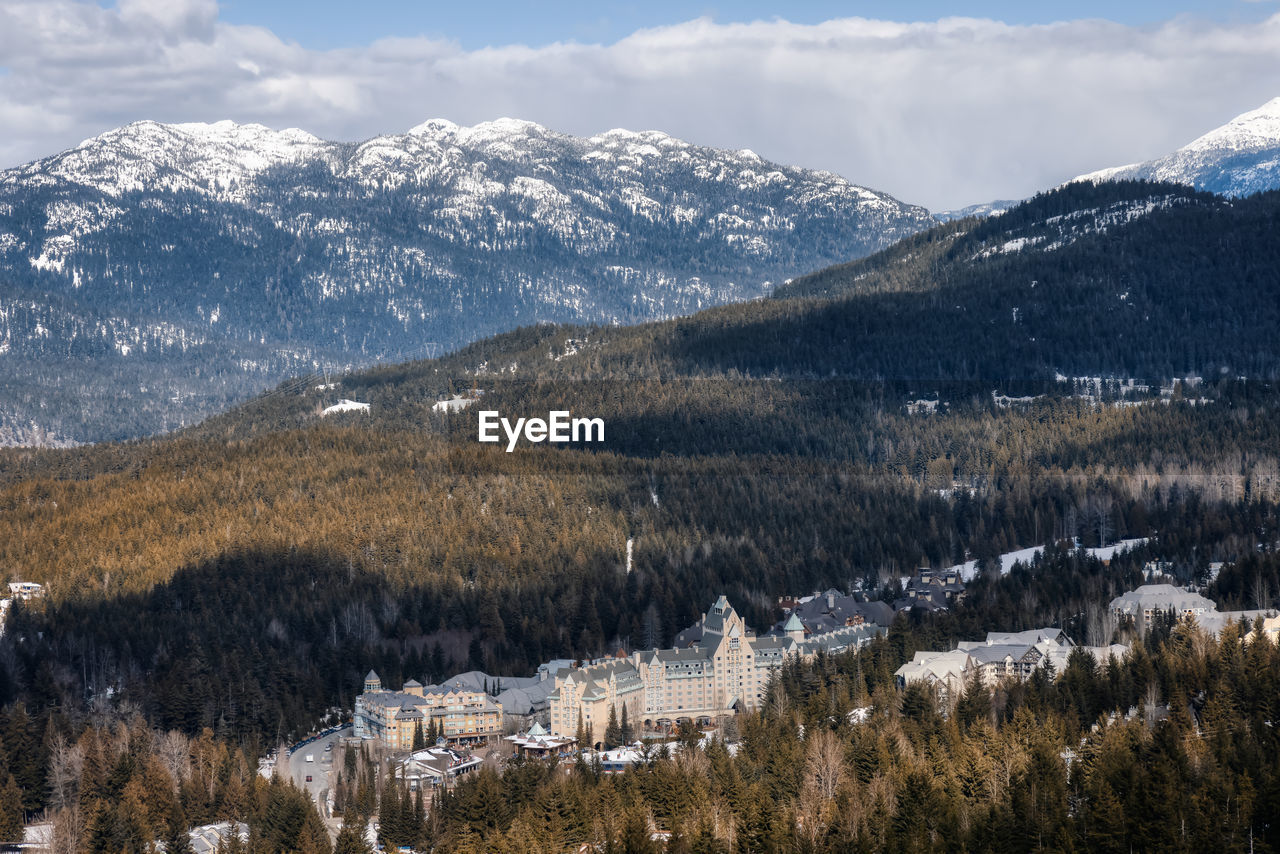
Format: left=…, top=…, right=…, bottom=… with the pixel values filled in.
left=0, top=118, right=934, bottom=444
left=7, top=97, right=1280, bottom=447
left=1075, top=97, right=1280, bottom=196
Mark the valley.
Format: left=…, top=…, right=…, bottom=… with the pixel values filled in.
left=1, top=33, right=1279, bottom=851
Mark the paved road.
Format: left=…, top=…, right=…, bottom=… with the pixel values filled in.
left=283, top=729, right=350, bottom=817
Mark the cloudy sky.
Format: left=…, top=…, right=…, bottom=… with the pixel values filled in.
left=1, top=0, right=1279, bottom=210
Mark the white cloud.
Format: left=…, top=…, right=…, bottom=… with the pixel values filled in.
left=1, top=2, right=1279, bottom=209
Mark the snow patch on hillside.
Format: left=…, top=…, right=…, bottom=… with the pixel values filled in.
left=322, top=399, right=370, bottom=415
left=947, top=538, right=1149, bottom=583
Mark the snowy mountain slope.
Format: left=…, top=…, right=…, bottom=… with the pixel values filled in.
left=1073, top=97, right=1280, bottom=197
left=0, top=117, right=935, bottom=444
left=933, top=199, right=1021, bottom=221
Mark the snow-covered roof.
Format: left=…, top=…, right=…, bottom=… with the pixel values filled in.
left=1109, top=584, right=1215, bottom=616
left=895, top=649, right=973, bottom=685
left=983, top=628, right=1069, bottom=647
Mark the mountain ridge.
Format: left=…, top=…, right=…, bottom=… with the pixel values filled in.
left=1072, top=96, right=1280, bottom=196
left=0, top=116, right=934, bottom=444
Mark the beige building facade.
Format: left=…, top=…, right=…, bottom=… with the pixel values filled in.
left=549, top=596, right=884, bottom=744
left=355, top=672, right=503, bottom=749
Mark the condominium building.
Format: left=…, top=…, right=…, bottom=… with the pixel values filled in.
left=1109, top=583, right=1279, bottom=640
left=354, top=671, right=503, bottom=749
left=1108, top=584, right=1215, bottom=627
left=548, top=595, right=885, bottom=744
left=897, top=628, right=1129, bottom=700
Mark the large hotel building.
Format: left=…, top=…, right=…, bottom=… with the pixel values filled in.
left=548, top=595, right=883, bottom=744
left=354, top=672, right=503, bottom=748
left=352, top=595, right=884, bottom=751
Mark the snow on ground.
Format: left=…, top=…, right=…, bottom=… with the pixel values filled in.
left=321, top=399, right=369, bottom=415
left=432, top=392, right=482, bottom=412
left=947, top=538, right=1149, bottom=582
left=25, top=822, right=53, bottom=847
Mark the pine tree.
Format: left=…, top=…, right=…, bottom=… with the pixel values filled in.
left=398, top=785, right=417, bottom=849
left=0, top=774, right=23, bottom=843
left=619, top=806, right=657, bottom=854
left=619, top=705, right=633, bottom=746
left=216, top=825, right=246, bottom=854
left=164, top=798, right=194, bottom=854
left=378, top=776, right=400, bottom=849
left=956, top=669, right=992, bottom=730
left=412, top=722, right=425, bottom=752
left=334, top=816, right=372, bottom=854
left=604, top=706, right=621, bottom=750
left=430, top=643, right=446, bottom=684
left=296, top=818, right=331, bottom=854
left=84, top=800, right=121, bottom=854
left=412, top=789, right=425, bottom=848
left=343, top=744, right=357, bottom=778
left=3, top=704, right=44, bottom=814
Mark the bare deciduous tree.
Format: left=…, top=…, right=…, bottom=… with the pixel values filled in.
left=47, top=733, right=85, bottom=811
left=51, top=805, right=84, bottom=854
left=157, top=731, right=190, bottom=791
left=803, top=728, right=846, bottom=802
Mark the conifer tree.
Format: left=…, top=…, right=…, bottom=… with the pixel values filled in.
left=334, top=815, right=372, bottom=854
left=216, top=825, right=246, bottom=854
left=412, top=789, right=425, bottom=848
left=0, top=774, right=23, bottom=843
left=164, top=798, right=194, bottom=854
left=378, top=777, right=400, bottom=850
left=619, top=705, right=633, bottom=746
left=343, top=744, right=357, bottom=778
left=604, top=706, right=621, bottom=750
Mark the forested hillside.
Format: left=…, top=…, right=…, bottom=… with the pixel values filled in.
left=184, top=180, right=1280, bottom=439
left=3, top=180, right=1280, bottom=851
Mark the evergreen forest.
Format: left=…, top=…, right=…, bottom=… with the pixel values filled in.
left=2, top=181, right=1280, bottom=851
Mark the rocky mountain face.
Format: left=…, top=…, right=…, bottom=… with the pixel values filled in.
left=1073, top=96, right=1280, bottom=197
left=0, top=118, right=934, bottom=444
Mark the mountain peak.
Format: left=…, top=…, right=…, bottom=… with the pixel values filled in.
left=1182, top=96, right=1280, bottom=154
left=40, top=118, right=331, bottom=197
left=1072, top=96, right=1280, bottom=197
left=78, top=119, right=323, bottom=151
left=406, top=118, right=460, bottom=136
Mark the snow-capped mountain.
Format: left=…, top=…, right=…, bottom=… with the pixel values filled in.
left=0, top=117, right=935, bottom=444
left=933, top=199, right=1021, bottom=222
left=1073, top=97, right=1280, bottom=196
